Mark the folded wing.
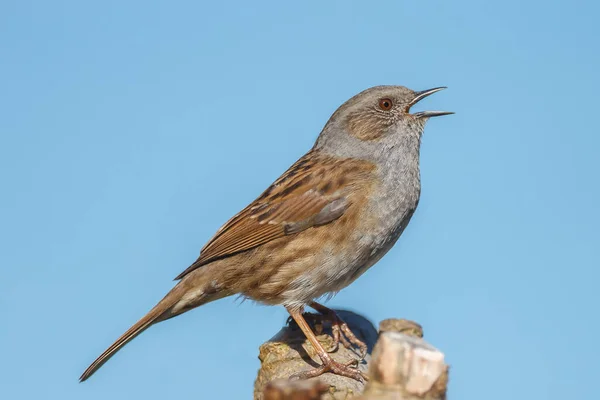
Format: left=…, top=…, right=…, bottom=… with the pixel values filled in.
left=175, top=151, right=375, bottom=280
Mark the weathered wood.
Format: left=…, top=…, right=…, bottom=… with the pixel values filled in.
left=254, top=310, right=378, bottom=400
left=263, top=379, right=330, bottom=400
left=359, top=331, right=448, bottom=400
left=255, top=314, right=448, bottom=400
left=377, top=319, right=423, bottom=337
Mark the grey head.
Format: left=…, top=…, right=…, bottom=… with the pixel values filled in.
left=314, top=85, right=452, bottom=161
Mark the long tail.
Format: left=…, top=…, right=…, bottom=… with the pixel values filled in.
left=79, top=297, right=175, bottom=382
left=79, top=274, right=225, bottom=382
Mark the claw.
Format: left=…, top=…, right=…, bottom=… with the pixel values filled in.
left=309, top=302, right=368, bottom=360
left=286, top=306, right=367, bottom=384
left=339, top=321, right=368, bottom=359
left=290, top=358, right=367, bottom=383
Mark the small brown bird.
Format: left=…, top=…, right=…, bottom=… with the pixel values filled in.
left=80, top=85, right=452, bottom=383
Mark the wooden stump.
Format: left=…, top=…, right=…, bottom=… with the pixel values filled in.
left=254, top=310, right=378, bottom=399
left=255, top=313, right=448, bottom=400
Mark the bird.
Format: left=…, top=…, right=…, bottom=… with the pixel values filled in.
left=79, top=85, right=452, bottom=383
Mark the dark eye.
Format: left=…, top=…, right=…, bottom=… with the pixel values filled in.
left=378, top=98, right=393, bottom=111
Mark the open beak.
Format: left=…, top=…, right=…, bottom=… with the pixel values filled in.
left=408, top=87, right=454, bottom=119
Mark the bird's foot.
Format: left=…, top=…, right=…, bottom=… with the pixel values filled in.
left=289, top=356, right=367, bottom=383
left=327, top=315, right=368, bottom=359
left=286, top=306, right=368, bottom=384
left=308, top=303, right=368, bottom=359
left=287, top=306, right=368, bottom=358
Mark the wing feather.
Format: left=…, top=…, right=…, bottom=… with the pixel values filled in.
left=174, top=152, right=374, bottom=280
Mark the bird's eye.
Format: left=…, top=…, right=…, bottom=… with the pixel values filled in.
left=378, top=98, right=393, bottom=111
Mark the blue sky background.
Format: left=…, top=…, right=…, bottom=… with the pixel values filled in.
left=1, top=1, right=599, bottom=399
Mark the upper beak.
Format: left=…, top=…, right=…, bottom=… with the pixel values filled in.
left=408, top=87, right=454, bottom=119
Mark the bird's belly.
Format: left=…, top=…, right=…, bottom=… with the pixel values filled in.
left=272, top=204, right=417, bottom=307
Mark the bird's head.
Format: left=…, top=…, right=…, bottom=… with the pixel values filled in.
left=315, top=85, right=452, bottom=155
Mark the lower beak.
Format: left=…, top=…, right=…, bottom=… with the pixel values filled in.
left=408, top=87, right=454, bottom=119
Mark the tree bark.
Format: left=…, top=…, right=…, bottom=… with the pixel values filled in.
left=255, top=312, right=448, bottom=400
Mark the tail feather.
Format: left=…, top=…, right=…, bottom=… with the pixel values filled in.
left=79, top=300, right=175, bottom=382
left=80, top=269, right=227, bottom=382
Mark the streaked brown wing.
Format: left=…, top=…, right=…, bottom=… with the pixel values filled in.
left=174, top=151, right=374, bottom=280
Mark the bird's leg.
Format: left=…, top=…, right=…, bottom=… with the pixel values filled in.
left=286, top=312, right=325, bottom=335
left=286, top=307, right=366, bottom=383
left=309, top=301, right=368, bottom=359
